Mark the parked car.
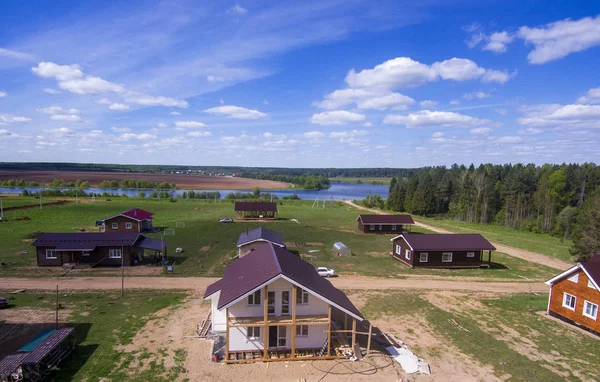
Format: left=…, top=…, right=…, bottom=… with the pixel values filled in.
left=0, top=297, right=8, bottom=309
left=316, top=267, right=335, bottom=277
left=219, top=217, right=233, bottom=223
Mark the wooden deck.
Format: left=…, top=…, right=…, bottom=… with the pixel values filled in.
left=228, top=314, right=329, bottom=327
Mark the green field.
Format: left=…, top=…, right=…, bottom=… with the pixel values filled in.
left=0, top=197, right=556, bottom=280
left=360, top=291, right=600, bottom=381
left=0, top=196, right=64, bottom=209
left=415, top=216, right=573, bottom=262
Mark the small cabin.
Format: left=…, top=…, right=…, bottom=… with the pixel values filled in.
left=356, top=214, right=414, bottom=234
left=391, top=233, right=495, bottom=269
left=100, top=208, right=154, bottom=232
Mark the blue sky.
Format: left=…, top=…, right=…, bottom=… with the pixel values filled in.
left=1, top=0, right=599, bottom=168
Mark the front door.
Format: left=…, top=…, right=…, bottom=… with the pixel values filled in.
left=268, top=326, right=278, bottom=348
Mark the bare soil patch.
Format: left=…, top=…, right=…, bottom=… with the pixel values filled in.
left=0, top=170, right=290, bottom=190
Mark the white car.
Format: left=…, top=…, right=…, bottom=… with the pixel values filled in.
left=316, top=267, right=335, bottom=277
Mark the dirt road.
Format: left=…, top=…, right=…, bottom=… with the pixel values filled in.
left=0, top=275, right=547, bottom=293
left=344, top=200, right=573, bottom=271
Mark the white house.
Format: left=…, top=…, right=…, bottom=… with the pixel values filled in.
left=204, top=243, right=367, bottom=363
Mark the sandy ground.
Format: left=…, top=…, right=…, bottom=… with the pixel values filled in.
left=0, top=170, right=290, bottom=190
left=343, top=201, right=573, bottom=271
left=0, top=275, right=548, bottom=293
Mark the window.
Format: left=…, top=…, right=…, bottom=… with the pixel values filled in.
left=405, top=250, right=411, bottom=260
left=296, top=288, right=309, bottom=304
left=378, top=224, right=382, bottom=231
left=395, top=245, right=401, bottom=255
left=296, top=325, right=308, bottom=337
left=45, top=249, right=57, bottom=259
left=268, top=291, right=275, bottom=315
left=442, top=253, right=453, bottom=262
left=466, top=252, right=475, bottom=258
left=391, top=225, right=397, bottom=230
left=82, top=251, right=90, bottom=257
left=111, top=222, right=118, bottom=229
left=281, top=291, right=290, bottom=315
left=584, top=301, right=598, bottom=320
left=369, top=225, right=375, bottom=231
left=125, top=222, right=133, bottom=229
left=420, top=253, right=428, bottom=262
left=278, top=326, right=287, bottom=347
left=247, top=326, right=260, bottom=340
left=248, top=290, right=261, bottom=306
left=108, top=249, right=122, bottom=259
left=568, top=273, right=579, bottom=283
left=563, top=293, right=576, bottom=311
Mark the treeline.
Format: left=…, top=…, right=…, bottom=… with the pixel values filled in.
left=0, top=179, right=41, bottom=187
left=179, top=191, right=221, bottom=199
left=385, top=163, right=600, bottom=258
left=240, top=173, right=331, bottom=190
left=99, top=179, right=176, bottom=189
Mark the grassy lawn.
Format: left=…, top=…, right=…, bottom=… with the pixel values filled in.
left=361, top=291, right=600, bottom=381
left=415, top=216, right=573, bottom=262
left=0, top=197, right=555, bottom=280
left=329, top=177, right=392, bottom=185
left=1, top=290, right=186, bottom=382
left=0, top=195, right=63, bottom=209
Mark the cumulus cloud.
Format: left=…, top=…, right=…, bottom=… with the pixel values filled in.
left=0, top=115, right=31, bottom=123
left=125, top=93, right=187, bottom=108
left=518, top=104, right=600, bottom=128
left=187, top=131, right=213, bottom=137
left=575, top=87, right=600, bottom=105
left=37, top=106, right=80, bottom=115
left=119, top=133, right=156, bottom=141
left=227, top=4, right=247, bottom=15
left=383, top=110, right=494, bottom=128
left=463, top=91, right=491, bottom=100
left=43, top=88, right=61, bottom=94
left=484, top=31, right=515, bottom=52
left=328, top=130, right=369, bottom=139
left=109, top=103, right=130, bottom=111
left=203, top=105, right=266, bottom=120
left=157, top=123, right=168, bottom=128
left=518, top=127, right=543, bottom=135
left=175, top=121, right=206, bottom=128
left=310, top=110, right=366, bottom=125
left=50, top=114, right=82, bottom=122
left=303, top=131, right=325, bottom=139
left=111, top=127, right=131, bottom=133
left=431, top=58, right=485, bottom=81
left=170, top=111, right=181, bottom=115
left=496, top=136, right=522, bottom=143
left=420, top=100, right=438, bottom=109
left=0, top=91, right=6, bottom=97
left=49, top=127, right=74, bottom=135
left=481, top=69, right=516, bottom=84
left=470, top=127, right=493, bottom=135
left=432, top=132, right=445, bottom=138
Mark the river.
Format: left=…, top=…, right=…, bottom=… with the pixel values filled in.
left=0, top=182, right=389, bottom=200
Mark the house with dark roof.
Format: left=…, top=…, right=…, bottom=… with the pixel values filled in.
left=204, top=243, right=367, bottom=363
left=32, top=232, right=167, bottom=267
left=100, top=208, right=154, bottom=232
left=545, top=254, right=600, bottom=335
left=237, top=227, right=285, bottom=258
left=234, top=202, right=278, bottom=219
left=391, top=233, right=495, bottom=268
left=356, top=214, right=414, bottom=234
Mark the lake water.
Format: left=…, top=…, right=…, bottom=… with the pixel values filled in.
left=0, top=182, right=389, bottom=200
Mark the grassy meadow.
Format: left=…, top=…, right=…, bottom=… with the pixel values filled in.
left=0, top=196, right=557, bottom=280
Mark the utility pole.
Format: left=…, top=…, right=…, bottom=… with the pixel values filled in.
left=39, top=192, right=42, bottom=209
left=121, top=244, right=124, bottom=297
left=55, top=285, right=59, bottom=329
left=0, top=199, right=3, bottom=220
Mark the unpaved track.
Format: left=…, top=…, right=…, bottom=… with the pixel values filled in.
left=0, top=276, right=547, bottom=293
left=345, top=200, right=573, bottom=271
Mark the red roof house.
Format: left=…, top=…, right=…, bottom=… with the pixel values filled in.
left=100, top=208, right=154, bottom=233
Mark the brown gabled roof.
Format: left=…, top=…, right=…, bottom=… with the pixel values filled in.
left=32, top=232, right=141, bottom=248
left=234, top=202, right=278, bottom=212
left=357, top=214, right=414, bottom=225
left=396, top=233, right=496, bottom=251
left=101, top=208, right=153, bottom=222
left=547, top=254, right=600, bottom=289
left=204, top=243, right=362, bottom=320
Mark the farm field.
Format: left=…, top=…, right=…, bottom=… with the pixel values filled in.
left=0, top=195, right=65, bottom=209
left=0, top=170, right=290, bottom=190
left=0, top=197, right=559, bottom=281
left=414, top=216, right=573, bottom=262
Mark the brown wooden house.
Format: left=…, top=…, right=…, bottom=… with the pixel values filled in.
left=391, top=233, right=495, bottom=268
left=100, top=208, right=153, bottom=232
left=234, top=202, right=277, bottom=219
left=32, top=232, right=167, bottom=267
left=545, top=254, right=600, bottom=336
left=356, top=214, right=414, bottom=234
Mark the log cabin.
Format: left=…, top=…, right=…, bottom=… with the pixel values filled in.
left=545, top=254, right=600, bottom=336
left=204, top=243, right=369, bottom=362
left=236, top=227, right=285, bottom=258
left=234, top=202, right=277, bottom=219
left=99, top=208, right=154, bottom=233
left=356, top=214, right=414, bottom=234
left=391, top=233, right=495, bottom=268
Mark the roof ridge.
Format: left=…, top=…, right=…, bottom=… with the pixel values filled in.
left=271, top=243, right=282, bottom=274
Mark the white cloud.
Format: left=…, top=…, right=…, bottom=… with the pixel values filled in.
left=576, top=87, right=600, bottom=105
left=316, top=88, right=414, bottom=110
left=109, top=103, right=130, bottom=111
left=463, top=91, right=491, bottom=100
left=96, top=98, right=112, bottom=105
left=383, top=110, right=494, bottom=128
left=345, top=57, right=436, bottom=89
left=207, top=75, right=225, bottom=82
left=304, top=131, right=325, bottom=139
left=60, top=76, right=124, bottom=94
left=0, top=91, right=6, bottom=97
left=50, top=114, right=82, bottom=121
left=356, top=92, right=415, bottom=110
left=432, top=132, right=444, bottom=138
left=120, top=133, right=156, bottom=141
left=37, top=106, right=80, bottom=115
left=310, top=110, right=366, bottom=125
left=175, top=121, right=206, bottom=128
left=157, top=123, right=168, bottom=128
left=227, top=4, right=248, bottom=15
left=518, top=127, right=543, bottom=135
left=125, top=93, right=188, bottom=108
left=470, top=127, right=493, bottom=135
left=170, top=111, right=181, bottom=115
left=519, top=16, right=600, bottom=64
left=483, top=31, right=515, bottom=53
left=481, top=69, right=516, bottom=84
left=111, top=127, right=131, bottom=133
left=431, top=58, right=485, bottom=81
left=363, top=122, right=373, bottom=127
left=328, top=130, right=369, bottom=139
left=203, top=105, right=266, bottom=120
left=518, top=104, right=600, bottom=128
left=0, top=129, right=11, bottom=135
left=0, top=115, right=31, bottom=123
left=449, top=99, right=461, bottom=106
left=0, top=47, right=35, bottom=61
left=420, top=100, right=438, bottom=109
left=496, top=136, right=522, bottom=143
left=49, top=127, right=74, bottom=134
left=43, top=88, right=61, bottom=94
left=32, top=62, right=83, bottom=81
left=187, top=131, right=213, bottom=137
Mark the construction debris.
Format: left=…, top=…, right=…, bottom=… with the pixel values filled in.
left=384, top=334, right=430, bottom=375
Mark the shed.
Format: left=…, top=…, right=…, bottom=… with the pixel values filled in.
left=333, top=242, right=351, bottom=256
left=234, top=202, right=278, bottom=219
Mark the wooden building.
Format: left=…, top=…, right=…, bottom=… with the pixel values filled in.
left=204, top=243, right=371, bottom=363
left=356, top=214, right=414, bottom=234
left=32, top=232, right=167, bottom=267
left=545, top=254, right=600, bottom=335
left=100, top=208, right=154, bottom=232
left=234, top=202, right=278, bottom=219
left=237, top=227, right=285, bottom=258
left=391, top=233, right=495, bottom=268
